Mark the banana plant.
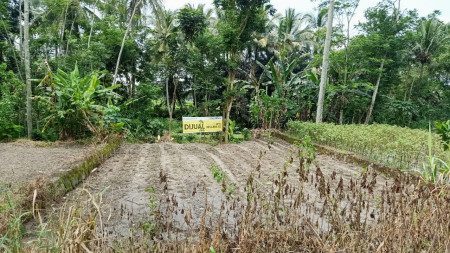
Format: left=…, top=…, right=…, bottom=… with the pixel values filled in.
left=36, top=64, right=121, bottom=140
left=259, top=58, right=299, bottom=98
left=253, top=58, right=300, bottom=128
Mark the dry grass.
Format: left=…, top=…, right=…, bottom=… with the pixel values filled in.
left=13, top=139, right=54, bottom=147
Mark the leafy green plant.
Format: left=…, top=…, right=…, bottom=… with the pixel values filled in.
left=421, top=123, right=450, bottom=184
left=148, top=118, right=166, bottom=136
left=143, top=186, right=158, bottom=236
left=210, top=164, right=236, bottom=198
left=0, top=64, right=24, bottom=140
left=294, top=136, right=316, bottom=169
left=211, top=164, right=225, bottom=183
left=0, top=120, right=23, bottom=141
left=250, top=58, right=299, bottom=129
left=229, top=120, right=236, bottom=140
left=31, top=128, right=58, bottom=142
left=242, top=128, right=251, bottom=141
left=36, top=65, right=121, bottom=140
left=435, top=120, right=450, bottom=151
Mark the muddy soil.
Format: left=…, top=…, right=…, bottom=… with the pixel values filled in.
left=54, top=138, right=395, bottom=239
left=0, top=141, right=98, bottom=190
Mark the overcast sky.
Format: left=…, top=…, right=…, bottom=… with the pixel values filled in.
left=163, top=0, right=450, bottom=32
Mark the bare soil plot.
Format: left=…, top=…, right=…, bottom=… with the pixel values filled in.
left=57, top=138, right=395, bottom=238
left=0, top=141, right=98, bottom=190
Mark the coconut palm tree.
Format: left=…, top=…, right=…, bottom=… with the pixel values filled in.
left=149, top=10, right=181, bottom=137
left=256, top=8, right=314, bottom=56
left=310, top=8, right=329, bottom=55
left=277, top=8, right=314, bottom=53
left=150, top=10, right=178, bottom=61
left=414, top=18, right=448, bottom=82
left=112, top=0, right=164, bottom=85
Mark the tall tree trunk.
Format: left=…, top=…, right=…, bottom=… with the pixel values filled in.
left=365, top=59, right=385, bottom=124
left=343, top=0, right=359, bottom=89
left=204, top=92, right=208, bottom=116
left=87, top=0, right=100, bottom=49
left=19, top=0, right=23, bottom=53
left=224, top=68, right=236, bottom=143
left=408, top=78, right=415, bottom=101
left=206, top=92, right=210, bottom=116
left=24, top=0, right=32, bottom=138
left=419, top=62, right=425, bottom=84
left=65, top=16, right=76, bottom=56
left=112, top=0, right=142, bottom=86
left=220, top=105, right=225, bottom=143
left=339, top=108, right=344, bottom=125
left=316, top=0, right=335, bottom=123
left=129, top=74, right=134, bottom=99
left=60, top=0, right=70, bottom=57
left=165, top=75, right=178, bottom=138
left=1, top=21, right=23, bottom=80
left=170, top=76, right=178, bottom=138
left=166, top=78, right=172, bottom=137
left=403, top=65, right=412, bottom=101
left=193, top=88, right=196, bottom=107
left=225, top=98, right=233, bottom=142
left=193, top=76, right=197, bottom=108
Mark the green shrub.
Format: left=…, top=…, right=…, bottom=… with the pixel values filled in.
left=242, top=128, right=251, bottom=141
left=0, top=63, right=25, bottom=140
left=435, top=120, right=450, bottom=151
left=31, top=128, right=59, bottom=142
left=185, top=134, right=198, bottom=142
left=148, top=118, right=165, bottom=136
left=173, top=133, right=199, bottom=143
left=36, top=65, right=121, bottom=140
left=287, top=121, right=450, bottom=170
left=0, top=120, right=23, bottom=141
left=163, top=119, right=182, bottom=134
left=420, top=124, right=450, bottom=184
left=124, top=118, right=184, bottom=141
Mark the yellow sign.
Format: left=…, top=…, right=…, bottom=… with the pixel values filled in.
left=182, top=117, right=222, bottom=133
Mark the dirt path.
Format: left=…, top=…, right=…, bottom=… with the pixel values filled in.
left=0, top=141, right=98, bottom=190
left=54, top=138, right=395, bottom=239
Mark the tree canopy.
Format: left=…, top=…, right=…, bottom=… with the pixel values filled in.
left=0, top=0, right=449, bottom=141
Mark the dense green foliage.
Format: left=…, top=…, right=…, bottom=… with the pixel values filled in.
left=436, top=120, right=450, bottom=150
left=287, top=121, right=450, bottom=170
left=0, top=0, right=449, bottom=141
left=0, top=63, right=24, bottom=140
left=36, top=66, right=122, bottom=140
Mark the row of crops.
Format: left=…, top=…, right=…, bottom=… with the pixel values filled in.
left=287, top=121, right=450, bottom=170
